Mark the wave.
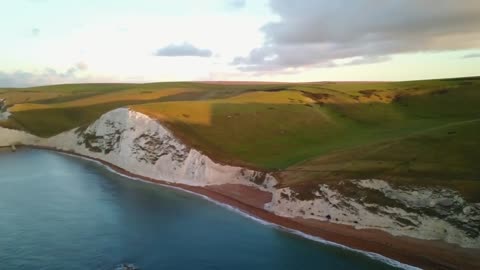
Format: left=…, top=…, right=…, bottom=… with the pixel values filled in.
left=54, top=149, right=419, bottom=270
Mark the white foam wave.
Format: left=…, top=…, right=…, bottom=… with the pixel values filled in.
left=54, top=150, right=420, bottom=270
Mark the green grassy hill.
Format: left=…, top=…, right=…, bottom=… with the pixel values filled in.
left=1, top=77, right=479, bottom=200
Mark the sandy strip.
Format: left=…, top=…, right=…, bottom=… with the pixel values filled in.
left=20, top=146, right=480, bottom=270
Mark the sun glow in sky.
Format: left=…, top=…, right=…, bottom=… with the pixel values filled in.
left=1, top=0, right=479, bottom=87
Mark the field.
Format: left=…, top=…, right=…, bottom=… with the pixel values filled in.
left=1, top=77, right=479, bottom=201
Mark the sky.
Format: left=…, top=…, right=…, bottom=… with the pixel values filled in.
left=0, top=0, right=479, bottom=87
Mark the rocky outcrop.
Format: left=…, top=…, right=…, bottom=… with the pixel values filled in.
left=0, top=98, right=11, bottom=120
left=265, top=179, right=480, bottom=248
left=0, top=127, right=40, bottom=147
left=38, top=108, right=278, bottom=188
left=2, top=106, right=478, bottom=249
left=0, top=98, right=6, bottom=112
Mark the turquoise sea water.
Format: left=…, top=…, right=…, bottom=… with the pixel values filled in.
left=0, top=149, right=403, bottom=270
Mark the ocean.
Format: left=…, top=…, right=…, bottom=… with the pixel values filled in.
left=0, top=149, right=403, bottom=270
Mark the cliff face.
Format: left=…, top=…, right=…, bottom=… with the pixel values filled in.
left=39, top=108, right=278, bottom=189
left=266, top=179, right=480, bottom=248
left=1, top=107, right=479, bottom=249
left=0, top=127, right=40, bottom=147
left=0, top=98, right=11, bottom=120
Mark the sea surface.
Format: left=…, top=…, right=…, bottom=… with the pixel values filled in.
left=0, top=149, right=403, bottom=270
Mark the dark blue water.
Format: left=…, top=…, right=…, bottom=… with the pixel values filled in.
left=0, top=149, right=402, bottom=270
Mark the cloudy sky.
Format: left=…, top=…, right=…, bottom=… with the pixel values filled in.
left=1, top=0, right=479, bottom=87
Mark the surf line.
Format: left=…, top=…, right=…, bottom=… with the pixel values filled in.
left=47, top=148, right=419, bottom=270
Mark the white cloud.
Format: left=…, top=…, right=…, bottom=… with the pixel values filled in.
left=31, top=28, right=40, bottom=37
left=463, top=53, right=480, bottom=59
left=0, top=62, right=90, bottom=87
left=154, top=42, right=213, bottom=57
left=227, top=0, right=246, bottom=9
left=234, top=0, right=480, bottom=71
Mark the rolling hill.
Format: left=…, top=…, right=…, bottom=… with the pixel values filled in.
left=1, top=77, right=479, bottom=201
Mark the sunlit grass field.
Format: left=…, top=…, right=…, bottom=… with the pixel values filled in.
left=1, top=77, right=479, bottom=200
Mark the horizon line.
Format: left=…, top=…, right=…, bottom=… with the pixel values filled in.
left=2, top=75, right=479, bottom=89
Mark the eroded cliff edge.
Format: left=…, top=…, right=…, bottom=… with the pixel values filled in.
left=0, top=98, right=11, bottom=121
left=266, top=180, right=480, bottom=248
left=0, top=107, right=478, bottom=249
left=38, top=108, right=277, bottom=189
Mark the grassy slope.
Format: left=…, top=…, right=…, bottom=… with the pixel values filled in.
left=280, top=119, right=480, bottom=201
left=1, top=78, right=479, bottom=200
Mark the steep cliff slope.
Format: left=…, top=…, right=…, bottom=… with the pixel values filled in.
left=1, top=107, right=470, bottom=248
left=1, top=78, right=479, bottom=251
left=0, top=127, right=39, bottom=147
left=39, top=108, right=277, bottom=188
left=0, top=98, right=10, bottom=120
left=266, top=179, right=480, bottom=248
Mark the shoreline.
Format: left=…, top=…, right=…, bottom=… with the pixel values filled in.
left=16, top=146, right=480, bottom=269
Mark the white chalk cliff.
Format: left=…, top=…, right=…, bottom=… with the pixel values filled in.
left=266, top=179, right=480, bottom=248
left=36, top=108, right=277, bottom=189
left=0, top=127, right=40, bottom=147
left=1, top=107, right=479, bottom=249
left=0, top=98, right=11, bottom=121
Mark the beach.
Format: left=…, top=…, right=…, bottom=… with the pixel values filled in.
left=26, top=146, right=480, bottom=270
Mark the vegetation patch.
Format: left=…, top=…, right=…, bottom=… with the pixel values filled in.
left=1, top=78, right=479, bottom=203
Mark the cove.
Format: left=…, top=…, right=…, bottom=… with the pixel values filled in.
left=0, top=149, right=402, bottom=270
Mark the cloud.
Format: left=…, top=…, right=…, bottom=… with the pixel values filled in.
left=234, top=0, right=480, bottom=71
left=342, top=55, right=392, bottom=66
left=0, top=62, right=89, bottom=88
left=154, top=42, right=213, bottom=57
left=73, top=62, right=88, bottom=71
left=463, top=53, right=480, bottom=59
left=31, top=28, right=40, bottom=37
left=227, top=0, right=246, bottom=9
